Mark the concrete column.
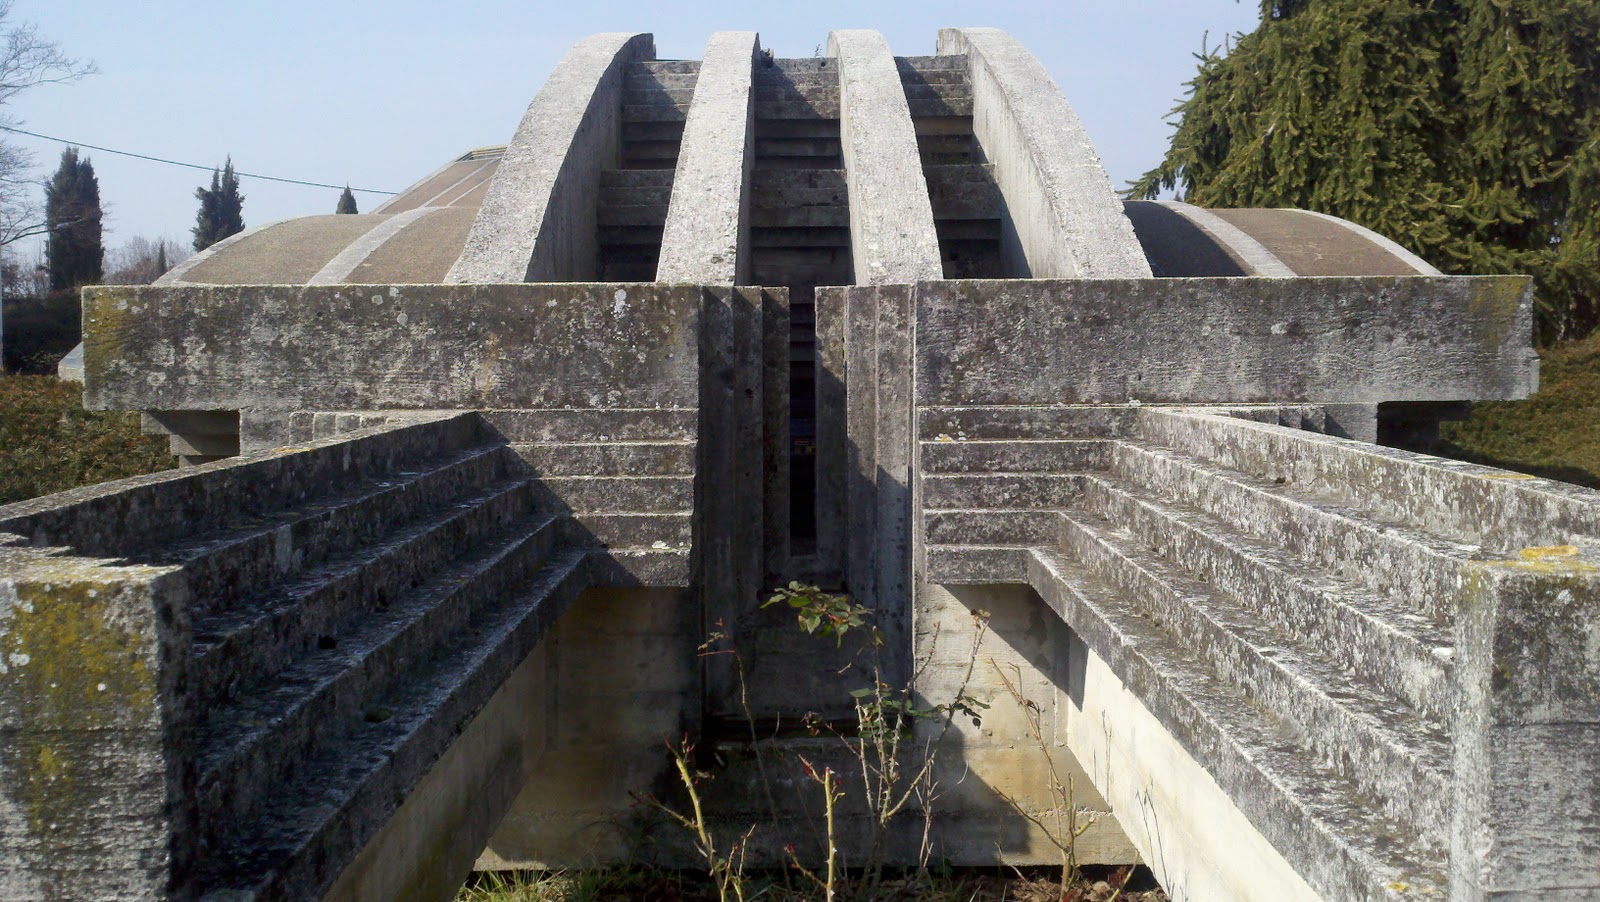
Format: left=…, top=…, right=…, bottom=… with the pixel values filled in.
left=828, top=30, right=943, bottom=285
left=447, top=33, right=655, bottom=283
left=936, top=28, right=1150, bottom=279
left=656, top=32, right=758, bottom=285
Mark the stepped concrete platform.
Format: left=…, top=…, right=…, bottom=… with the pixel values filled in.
left=16, top=25, right=1594, bottom=902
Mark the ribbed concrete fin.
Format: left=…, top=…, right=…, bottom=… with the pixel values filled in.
left=447, top=32, right=655, bottom=283
left=936, top=27, right=1151, bottom=279
left=829, top=29, right=943, bottom=284
left=656, top=31, right=758, bottom=284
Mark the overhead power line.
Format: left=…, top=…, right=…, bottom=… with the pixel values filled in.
left=0, top=125, right=398, bottom=195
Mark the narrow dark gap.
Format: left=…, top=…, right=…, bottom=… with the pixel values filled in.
left=748, top=56, right=852, bottom=553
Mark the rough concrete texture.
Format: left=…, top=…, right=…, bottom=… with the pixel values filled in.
left=655, top=32, right=757, bottom=284
left=907, top=276, right=1539, bottom=406
left=154, top=220, right=281, bottom=286
left=1210, top=208, right=1423, bottom=277
left=174, top=214, right=389, bottom=285
left=829, top=30, right=944, bottom=284
left=308, top=208, right=443, bottom=285
left=1288, top=207, right=1442, bottom=275
left=936, top=28, right=1151, bottom=279
left=82, top=283, right=704, bottom=412
left=1151, top=201, right=1295, bottom=277
left=447, top=33, right=654, bottom=283
left=348, top=206, right=478, bottom=283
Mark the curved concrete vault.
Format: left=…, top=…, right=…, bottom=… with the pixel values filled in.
left=5, top=28, right=1593, bottom=902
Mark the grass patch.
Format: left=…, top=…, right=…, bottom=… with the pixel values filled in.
left=1435, top=331, right=1600, bottom=487
left=0, top=374, right=172, bottom=506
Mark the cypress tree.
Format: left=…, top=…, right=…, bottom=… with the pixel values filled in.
left=1131, top=0, right=1600, bottom=342
left=44, top=146, right=103, bottom=291
left=335, top=185, right=358, bottom=214
left=192, top=156, right=246, bottom=251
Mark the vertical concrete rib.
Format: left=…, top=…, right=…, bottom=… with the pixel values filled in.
left=828, top=30, right=943, bottom=284
left=937, top=27, right=1151, bottom=279
left=446, top=32, right=655, bottom=283
left=656, top=32, right=759, bottom=284
left=1156, top=201, right=1297, bottom=278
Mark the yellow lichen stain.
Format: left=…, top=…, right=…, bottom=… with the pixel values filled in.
left=2, top=581, right=158, bottom=841
left=269, top=446, right=314, bottom=455
left=1484, top=545, right=1600, bottom=574
left=1386, top=881, right=1409, bottom=893
left=1480, top=472, right=1537, bottom=481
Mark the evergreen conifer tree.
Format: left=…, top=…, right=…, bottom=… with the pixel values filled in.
left=44, top=146, right=103, bottom=291
left=335, top=185, right=358, bottom=214
left=1131, top=0, right=1600, bottom=342
left=192, top=156, right=246, bottom=251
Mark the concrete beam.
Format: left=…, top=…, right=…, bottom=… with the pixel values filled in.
left=447, top=33, right=654, bottom=283
left=907, top=276, right=1539, bottom=406
left=936, top=28, right=1150, bottom=279
left=828, top=30, right=943, bottom=284
left=82, top=284, right=704, bottom=412
left=655, top=31, right=758, bottom=284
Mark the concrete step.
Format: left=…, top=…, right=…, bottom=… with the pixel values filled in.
left=1079, top=474, right=1455, bottom=721
left=597, top=202, right=669, bottom=227
left=752, top=168, right=846, bottom=205
left=592, top=546, right=691, bottom=586
left=755, top=84, right=840, bottom=104
left=750, top=226, right=851, bottom=248
left=623, top=86, right=697, bottom=107
left=630, top=60, right=701, bottom=76
left=600, top=169, right=675, bottom=189
left=622, top=142, right=682, bottom=166
left=754, top=137, right=843, bottom=158
left=901, top=82, right=971, bottom=103
left=935, top=220, right=1002, bottom=241
left=598, top=225, right=666, bottom=248
left=925, top=543, right=1032, bottom=584
left=599, top=182, right=672, bottom=207
left=530, top=475, right=694, bottom=513
left=924, top=509, right=1061, bottom=547
left=195, top=548, right=591, bottom=899
left=163, top=441, right=516, bottom=623
left=577, top=511, right=691, bottom=548
left=919, top=405, right=1139, bottom=441
left=623, top=104, right=688, bottom=123
left=908, top=96, right=972, bottom=117
left=189, top=477, right=547, bottom=714
left=761, top=58, right=840, bottom=78
left=1057, top=507, right=1451, bottom=841
left=1108, top=442, right=1491, bottom=623
left=924, top=163, right=1000, bottom=220
left=597, top=259, right=659, bottom=281
left=751, top=204, right=850, bottom=229
left=475, top=408, right=696, bottom=443
left=512, top=440, right=694, bottom=477
left=896, top=54, right=968, bottom=73
left=920, top=473, right=1086, bottom=509
left=920, top=438, right=1105, bottom=474
left=1028, top=547, right=1448, bottom=900
left=755, top=100, right=840, bottom=121
left=194, top=515, right=570, bottom=852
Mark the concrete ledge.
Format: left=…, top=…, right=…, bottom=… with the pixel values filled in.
left=829, top=30, right=943, bottom=284
left=936, top=28, right=1149, bottom=279
left=905, top=276, right=1539, bottom=406
left=82, top=283, right=705, bottom=412
left=655, top=31, right=757, bottom=284
left=447, top=33, right=654, bottom=283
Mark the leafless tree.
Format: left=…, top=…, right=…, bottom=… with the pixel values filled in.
left=104, top=235, right=191, bottom=285
left=0, top=0, right=97, bottom=248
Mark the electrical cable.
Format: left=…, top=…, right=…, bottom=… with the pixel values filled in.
left=0, top=125, right=398, bottom=194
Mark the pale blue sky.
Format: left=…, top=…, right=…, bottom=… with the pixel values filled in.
left=7, top=1, right=1261, bottom=260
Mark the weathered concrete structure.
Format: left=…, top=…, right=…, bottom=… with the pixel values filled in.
left=6, top=26, right=1595, bottom=901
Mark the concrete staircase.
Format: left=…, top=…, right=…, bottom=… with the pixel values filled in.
left=919, top=404, right=1600, bottom=898
left=0, top=411, right=703, bottom=899
left=598, top=60, right=699, bottom=279
left=897, top=55, right=1005, bottom=278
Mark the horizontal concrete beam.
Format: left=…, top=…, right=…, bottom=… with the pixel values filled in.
left=655, top=31, right=757, bottom=284
left=447, top=33, right=654, bottom=283
left=906, top=276, right=1539, bottom=406
left=82, top=284, right=705, bottom=411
